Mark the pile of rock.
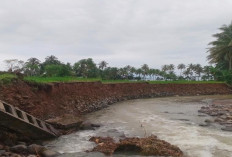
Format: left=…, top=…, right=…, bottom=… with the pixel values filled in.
left=89, top=135, right=183, bottom=157
left=0, top=143, right=59, bottom=157
left=198, top=99, right=232, bottom=131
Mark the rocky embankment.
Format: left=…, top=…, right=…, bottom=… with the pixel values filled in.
left=199, top=99, right=232, bottom=131
left=0, top=80, right=231, bottom=120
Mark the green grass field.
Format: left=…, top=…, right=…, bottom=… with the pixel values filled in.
left=24, top=76, right=101, bottom=83
left=0, top=73, right=17, bottom=84
left=23, top=76, right=224, bottom=84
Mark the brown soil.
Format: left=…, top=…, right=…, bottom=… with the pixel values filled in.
left=0, top=80, right=231, bottom=120
left=89, top=135, right=183, bottom=156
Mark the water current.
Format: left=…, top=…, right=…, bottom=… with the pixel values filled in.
left=47, top=95, right=232, bottom=157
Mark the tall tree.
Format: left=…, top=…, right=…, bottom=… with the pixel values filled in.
left=141, top=64, right=149, bottom=79
left=194, top=64, right=203, bottom=81
left=4, top=59, right=24, bottom=72
left=98, top=61, right=108, bottom=70
left=177, top=63, right=186, bottom=77
left=73, top=58, right=98, bottom=78
left=207, top=22, right=232, bottom=70
left=24, top=58, right=41, bottom=76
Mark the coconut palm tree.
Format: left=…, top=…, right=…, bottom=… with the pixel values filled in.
left=194, top=64, right=203, bottom=81
left=168, top=64, right=175, bottom=72
left=141, top=64, right=149, bottom=80
left=177, top=63, right=186, bottom=77
left=98, top=61, right=108, bottom=70
left=207, top=22, right=232, bottom=70
left=161, top=65, right=169, bottom=72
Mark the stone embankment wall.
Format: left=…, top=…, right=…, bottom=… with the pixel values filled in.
left=0, top=80, right=231, bottom=120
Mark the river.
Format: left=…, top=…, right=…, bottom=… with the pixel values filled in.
left=47, top=95, right=232, bottom=157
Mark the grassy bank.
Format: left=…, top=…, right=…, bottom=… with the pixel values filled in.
left=0, top=73, right=17, bottom=84
left=24, top=76, right=101, bottom=83
left=23, top=76, right=224, bottom=84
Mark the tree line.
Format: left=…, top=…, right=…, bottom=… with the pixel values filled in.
left=3, top=56, right=214, bottom=81
left=3, top=21, right=232, bottom=82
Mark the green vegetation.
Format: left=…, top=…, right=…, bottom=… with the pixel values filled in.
left=207, top=22, right=232, bottom=84
left=3, top=21, right=232, bottom=85
left=24, top=76, right=101, bottom=83
left=3, top=55, right=215, bottom=83
left=0, top=73, right=17, bottom=85
left=23, top=76, right=223, bottom=84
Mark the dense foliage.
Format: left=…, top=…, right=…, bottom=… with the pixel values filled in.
left=3, top=55, right=215, bottom=82
left=207, top=22, right=232, bottom=84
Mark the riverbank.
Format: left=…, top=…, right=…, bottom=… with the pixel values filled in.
left=0, top=81, right=232, bottom=156
left=49, top=96, right=232, bottom=157
left=0, top=80, right=231, bottom=120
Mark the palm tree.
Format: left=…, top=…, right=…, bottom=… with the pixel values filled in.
left=98, top=61, right=108, bottom=70
left=141, top=64, right=149, bottom=80
left=183, top=69, right=192, bottom=81
left=194, top=64, right=203, bottom=81
left=177, top=63, right=186, bottom=77
left=207, top=22, right=232, bottom=70
left=136, top=68, right=143, bottom=79
left=161, top=65, right=169, bottom=72
left=203, top=66, right=213, bottom=80
left=187, top=63, right=195, bottom=80
left=168, top=64, right=175, bottom=72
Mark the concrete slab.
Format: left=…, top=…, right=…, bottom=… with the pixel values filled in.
left=0, top=100, right=59, bottom=140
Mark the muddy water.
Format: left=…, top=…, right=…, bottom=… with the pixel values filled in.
left=47, top=95, right=232, bottom=157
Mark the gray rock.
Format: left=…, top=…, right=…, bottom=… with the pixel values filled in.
left=205, top=119, right=213, bottom=123
left=28, top=144, right=45, bottom=154
left=80, top=121, right=95, bottom=130
left=221, top=126, right=232, bottom=131
left=41, top=149, right=59, bottom=157
left=0, top=150, right=6, bottom=155
left=199, top=123, right=210, bottom=127
left=10, top=145, right=27, bottom=153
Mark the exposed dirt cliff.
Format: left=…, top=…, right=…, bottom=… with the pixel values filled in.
left=0, top=80, right=231, bottom=120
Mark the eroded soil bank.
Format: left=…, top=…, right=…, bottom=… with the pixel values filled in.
left=0, top=81, right=232, bottom=156
left=0, top=80, right=231, bottom=120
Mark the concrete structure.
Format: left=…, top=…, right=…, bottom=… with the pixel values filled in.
left=0, top=100, right=59, bottom=139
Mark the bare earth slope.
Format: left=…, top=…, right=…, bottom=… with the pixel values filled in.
left=0, top=80, right=231, bottom=120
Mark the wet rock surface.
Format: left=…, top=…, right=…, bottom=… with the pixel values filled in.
left=89, top=135, right=183, bottom=157
left=0, top=142, right=59, bottom=157
left=198, top=99, right=232, bottom=131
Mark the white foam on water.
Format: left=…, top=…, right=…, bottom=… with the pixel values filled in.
left=48, top=131, right=96, bottom=154
left=47, top=96, right=232, bottom=157
left=138, top=113, right=232, bottom=157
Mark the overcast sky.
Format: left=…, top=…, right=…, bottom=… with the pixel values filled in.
left=0, top=0, right=232, bottom=70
